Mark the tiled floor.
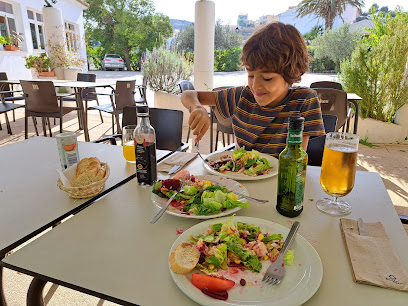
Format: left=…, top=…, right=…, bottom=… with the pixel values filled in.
left=1, top=71, right=407, bottom=305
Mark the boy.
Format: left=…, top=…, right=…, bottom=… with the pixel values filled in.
left=181, top=22, right=325, bottom=157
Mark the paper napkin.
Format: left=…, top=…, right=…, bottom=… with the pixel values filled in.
left=340, top=218, right=408, bottom=292
left=157, top=152, right=197, bottom=174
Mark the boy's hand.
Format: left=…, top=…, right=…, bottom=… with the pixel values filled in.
left=189, top=106, right=210, bottom=142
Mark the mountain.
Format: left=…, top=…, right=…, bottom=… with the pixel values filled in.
left=171, top=19, right=193, bottom=31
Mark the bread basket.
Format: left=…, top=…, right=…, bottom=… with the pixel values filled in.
left=57, top=163, right=110, bottom=199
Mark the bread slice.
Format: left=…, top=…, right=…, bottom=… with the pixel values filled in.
left=71, top=158, right=106, bottom=187
left=169, top=243, right=200, bottom=274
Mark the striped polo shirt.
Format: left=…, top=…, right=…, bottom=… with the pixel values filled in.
left=215, top=86, right=325, bottom=157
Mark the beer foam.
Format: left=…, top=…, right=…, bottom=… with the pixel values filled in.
left=327, top=144, right=357, bottom=153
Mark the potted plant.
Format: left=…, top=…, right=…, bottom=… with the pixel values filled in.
left=4, top=31, right=24, bottom=51
left=142, top=46, right=193, bottom=126
left=24, top=53, right=55, bottom=77
left=47, top=41, right=86, bottom=80
left=0, top=36, right=6, bottom=50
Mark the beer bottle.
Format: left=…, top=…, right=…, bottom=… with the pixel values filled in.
left=276, top=116, right=308, bottom=217
left=133, top=105, right=157, bottom=186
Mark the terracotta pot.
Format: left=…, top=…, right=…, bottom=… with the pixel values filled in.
left=5, top=45, right=19, bottom=51
left=38, top=71, right=55, bottom=77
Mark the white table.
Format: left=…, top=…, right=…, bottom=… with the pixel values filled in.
left=2, top=156, right=407, bottom=305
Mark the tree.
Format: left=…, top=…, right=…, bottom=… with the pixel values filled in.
left=84, top=0, right=173, bottom=70
left=296, top=0, right=365, bottom=29
left=172, top=20, right=243, bottom=53
left=310, top=23, right=360, bottom=71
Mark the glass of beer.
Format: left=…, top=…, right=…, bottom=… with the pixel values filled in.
left=122, top=125, right=136, bottom=163
left=317, top=132, right=359, bottom=215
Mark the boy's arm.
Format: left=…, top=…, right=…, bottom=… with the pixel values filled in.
left=302, top=136, right=310, bottom=151
left=180, top=90, right=217, bottom=141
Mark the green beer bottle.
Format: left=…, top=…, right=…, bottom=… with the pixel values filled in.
left=276, top=116, right=308, bottom=217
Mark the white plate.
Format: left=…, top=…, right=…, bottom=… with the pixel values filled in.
left=169, top=216, right=323, bottom=306
left=203, top=152, right=279, bottom=181
left=151, top=175, right=249, bottom=219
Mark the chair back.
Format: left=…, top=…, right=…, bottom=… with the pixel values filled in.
left=313, top=88, right=348, bottom=131
left=306, top=114, right=338, bottom=166
left=20, top=81, right=59, bottom=114
left=122, top=106, right=184, bottom=151
left=211, top=86, right=235, bottom=131
left=77, top=73, right=97, bottom=99
left=114, top=80, right=136, bottom=111
left=0, top=72, right=12, bottom=98
left=179, top=80, right=194, bottom=92
left=310, top=81, right=343, bottom=90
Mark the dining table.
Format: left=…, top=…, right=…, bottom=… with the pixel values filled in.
left=1, top=141, right=407, bottom=305
left=0, top=136, right=172, bottom=305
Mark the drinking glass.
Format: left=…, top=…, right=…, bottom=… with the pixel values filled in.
left=316, top=132, right=359, bottom=215
left=122, top=125, right=136, bottom=163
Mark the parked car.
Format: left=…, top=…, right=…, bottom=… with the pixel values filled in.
left=101, top=54, right=125, bottom=71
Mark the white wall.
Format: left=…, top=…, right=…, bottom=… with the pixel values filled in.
left=0, top=0, right=87, bottom=79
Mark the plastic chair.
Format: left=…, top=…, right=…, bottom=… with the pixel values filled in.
left=20, top=80, right=84, bottom=139
left=87, top=80, right=137, bottom=134
left=94, top=106, right=188, bottom=152
left=306, top=114, right=338, bottom=166
left=63, top=73, right=104, bottom=123
left=310, top=81, right=343, bottom=90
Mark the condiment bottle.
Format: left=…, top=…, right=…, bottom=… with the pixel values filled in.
left=133, top=105, right=157, bottom=185
left=276, top=116, right=308, bottom=217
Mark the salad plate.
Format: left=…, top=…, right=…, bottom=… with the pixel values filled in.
left=169, top=216, right=323, bottom=306
left=151, top=175, right=249, bottom=219
left=203, top=151, right=279, bottom=181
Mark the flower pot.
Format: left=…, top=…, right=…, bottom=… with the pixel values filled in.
left=38, top=71, right=55, bottom=77
left=5, top=45, right=19, bottom=51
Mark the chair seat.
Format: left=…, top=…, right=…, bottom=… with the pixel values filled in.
left=4, top=95, right=25, bottom=102
left=0, top=102, right=24, bottom=113
left=89, top=104, right=114, bottom=113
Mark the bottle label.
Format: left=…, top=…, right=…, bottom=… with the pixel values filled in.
left=287, top=129, right=303, bottom=145
left=294, top=164, right=306, bottom=209
left=135, top=138, right=157, bottom=185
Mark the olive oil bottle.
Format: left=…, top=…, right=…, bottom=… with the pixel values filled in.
left=276, top=116, right=308, bottom=217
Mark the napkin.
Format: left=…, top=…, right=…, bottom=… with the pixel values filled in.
left=340, top=218, right=408, bottom=291
left=157, top=152, right=197, bottom=174
left=56, top=163, right=78, bottom=187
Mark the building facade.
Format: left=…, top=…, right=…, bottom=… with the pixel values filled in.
left=0, top=0, right=88, bottom=80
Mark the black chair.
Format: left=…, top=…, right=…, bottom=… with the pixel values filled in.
left=306, top=114, right=338, bottom=166
left=94, top=106, right=188, bottom=152
left=20, top=81, right=83, bottom=139
left=63, top=73, right=104, bottom=123
left=310, top=81, right=343, bottom=90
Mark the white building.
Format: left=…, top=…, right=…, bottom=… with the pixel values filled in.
left=0, top=0, right=88, bottom=80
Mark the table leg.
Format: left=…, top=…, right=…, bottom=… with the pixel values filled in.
left=77, top=89, right=90, bottom=142
left=26, top=278, right=46, bottom=306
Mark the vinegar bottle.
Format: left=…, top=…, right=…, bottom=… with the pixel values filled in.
left=276, top=116, right=308, bottom=217
left=133, top=105, right=157, bottom=185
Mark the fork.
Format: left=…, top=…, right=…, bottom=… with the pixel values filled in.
left=262, top=221, right=300, bottom=285
left=195, top=141, right=209, bottom=162
left=150, top=176, right=189, bottom=224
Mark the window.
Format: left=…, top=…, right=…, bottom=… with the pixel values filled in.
left=27, top=9, right=45, bottom=50
left=0, top=1, right=15, bottom=39
left=65, top=22, right=78, bottom=52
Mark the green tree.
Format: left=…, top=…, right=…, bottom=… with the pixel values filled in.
left=310, top=23, right=361, bottom=71
left=296, top=0, right=365, bottom=29
left=340, top=10, right=408, bottom=122
left=84, top=0, right=173, bottom=71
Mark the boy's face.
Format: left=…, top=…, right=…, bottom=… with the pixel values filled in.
left=246, top=67, right=290, bottom=107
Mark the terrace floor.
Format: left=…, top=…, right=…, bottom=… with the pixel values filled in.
left=1, top=71, right=407, bottom=305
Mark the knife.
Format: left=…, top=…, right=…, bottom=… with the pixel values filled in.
left=357, top=217, right=370, bottom=236
left=168, top=165, right=180, bottom=175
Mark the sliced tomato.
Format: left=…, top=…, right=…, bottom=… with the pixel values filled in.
left=172, top=170, right=190, bottom=180
left=191, top=274, right=235, bottom=292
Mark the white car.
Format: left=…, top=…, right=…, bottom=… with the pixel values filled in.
left=101, top=54, right=125, bottom=71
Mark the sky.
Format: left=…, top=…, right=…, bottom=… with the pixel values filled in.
left=153, top=0, right=406, bottom=24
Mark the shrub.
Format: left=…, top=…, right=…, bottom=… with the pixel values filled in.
left=214, top=47, right=242, bottom=72
left=24, top=53, right=51, bottom=72
left=142, top=46, right=193, bottom=94
left=86, top=44, right=104, bottom=70
left=339, top=10, right=408, bottom=122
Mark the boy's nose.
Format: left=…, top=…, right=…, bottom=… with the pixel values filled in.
left=252, top=78, right=263, bottom=90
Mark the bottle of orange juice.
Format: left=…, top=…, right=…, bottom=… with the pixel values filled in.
left=56, top=132, right=80, bottom=170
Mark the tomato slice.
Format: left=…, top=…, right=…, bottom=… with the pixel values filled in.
left=191, top=274, right=235, bottom=292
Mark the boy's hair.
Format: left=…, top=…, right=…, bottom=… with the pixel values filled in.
left=240, top=22, right=309, bottom=85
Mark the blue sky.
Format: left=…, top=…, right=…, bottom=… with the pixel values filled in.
left=153, top=0, right=406, bottom=24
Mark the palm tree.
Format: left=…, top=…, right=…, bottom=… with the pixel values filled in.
left=296, top=0, right=365, bottom=30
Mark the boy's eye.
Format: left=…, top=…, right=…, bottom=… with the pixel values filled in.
left=264, top=78, right=273, bottom=81
left=248, top=75, right=254, bottom=78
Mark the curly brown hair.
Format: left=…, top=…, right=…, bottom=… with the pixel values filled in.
left=240, top=22, right=309, bottom=85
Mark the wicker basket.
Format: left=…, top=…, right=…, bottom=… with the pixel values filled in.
left=57, top=163, right=110, bottom=199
